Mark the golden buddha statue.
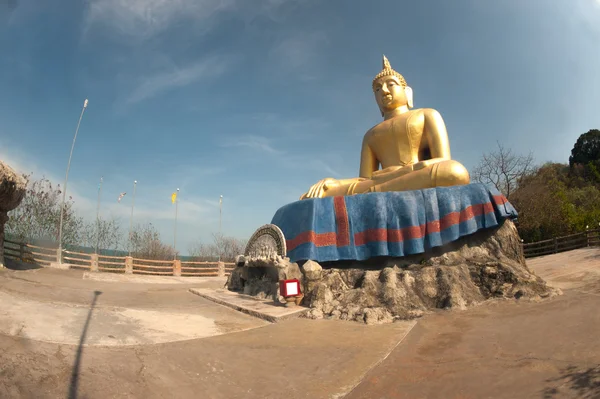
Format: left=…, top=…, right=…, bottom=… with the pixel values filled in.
left=300, top=55, right=470, bottom=200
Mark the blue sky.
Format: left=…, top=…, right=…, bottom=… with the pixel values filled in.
left=1, top=0, right=599, bottom=254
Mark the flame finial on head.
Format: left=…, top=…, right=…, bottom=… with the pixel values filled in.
left=372, top=55, right=407, bottom=90
left=382, top=55, right=392, bottom=70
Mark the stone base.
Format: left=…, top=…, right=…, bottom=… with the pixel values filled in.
left=301, top=220, right=560, bottom=324
left=48, top=262, right=71, bottom=270
left=227, top=220, right=561, bottom=324
left=226, top=255, right=303, bottom=301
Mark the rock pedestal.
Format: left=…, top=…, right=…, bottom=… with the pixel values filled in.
left=300, top=220, right=560, bottom=324
left=227, top=185, right=560, bottom=324
left=227, top=254, right=303, bottom=301
left=0, top=162, right=26, bottom=267
left=227, top=220, right=560, bottom=324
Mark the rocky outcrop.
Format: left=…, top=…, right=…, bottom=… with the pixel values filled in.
left=301, top=220, right=560, bottom=324
left=227, top=220, right=560, bottom=324
left=0, top=162, right=26, bottom=267
left=227, top=255, right=303, bottom=300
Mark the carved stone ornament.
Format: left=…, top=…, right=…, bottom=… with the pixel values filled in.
left=244, top=224, right=287, bottom=259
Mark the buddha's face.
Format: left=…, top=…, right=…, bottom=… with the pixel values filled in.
left=373, top=76, right=408, bottom=113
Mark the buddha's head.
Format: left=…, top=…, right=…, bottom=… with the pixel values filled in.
left=372, top=55, right=413, bottom=117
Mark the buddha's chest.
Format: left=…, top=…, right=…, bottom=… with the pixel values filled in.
left=369, top=115, right=425, bottom=165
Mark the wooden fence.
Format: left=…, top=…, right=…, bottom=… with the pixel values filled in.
left=8, top=230, right=596, bottom=269
left=522, top=228, right=600, bottom=258
left=2, top=238, right=235, bottom=277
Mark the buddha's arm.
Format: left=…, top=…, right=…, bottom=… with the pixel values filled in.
left=333, top=137, right=379, bottom=185
left=358, top=135, right=378, bottom=179
left=299, top=135, right=379, bottom=199
left=327, top=135, right=380, bottom=186
left=411, top=108, right=452, bottom=170
left=424, top=108, right=451, bottom=159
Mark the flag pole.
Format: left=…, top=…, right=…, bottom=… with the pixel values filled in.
left=174, top=188, right=180, bottom=260
left=95, top=176, right=103, bottom=254
left=128, top=180, right=137, bottom=256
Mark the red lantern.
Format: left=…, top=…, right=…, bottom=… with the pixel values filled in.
left=279, top=279, right=301, bottom=298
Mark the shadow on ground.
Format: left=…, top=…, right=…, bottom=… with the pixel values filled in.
left=543, top=365, right=600, bottom=399
left=3, top=258, right=42, bottom=271
left=68, top=290, right=101, bottom=399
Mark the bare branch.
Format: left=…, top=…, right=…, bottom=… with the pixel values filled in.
left=471, top=142, right=536, bottom=199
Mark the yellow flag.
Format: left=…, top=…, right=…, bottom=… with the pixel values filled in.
left=171, top=191, right=177, bottom=204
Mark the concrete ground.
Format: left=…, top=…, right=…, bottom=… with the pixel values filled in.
left=0, top=249, right=599, bottom=398
left=346, top=248, right=600, bottom=399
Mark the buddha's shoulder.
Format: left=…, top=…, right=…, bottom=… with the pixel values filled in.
left=419, top=108, right=443, bottom=119
left=409, top=108, right=442, bottom=118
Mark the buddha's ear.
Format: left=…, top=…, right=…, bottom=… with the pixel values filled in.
left=405, top=86, right=414, bottom=108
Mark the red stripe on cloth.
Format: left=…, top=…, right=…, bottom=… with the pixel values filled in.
left=354, top=225, right=425, bottom=246
left=492, top=194, right=508, bottom=206
left=286, top=200, right=501, bottom=251
left=436, top=202, right=495, bottom=231
left=333, top=196, right=350, bottom=247
left=354, top=201, right=496, bottom=246
left=286, top=231, right=337, bottom=251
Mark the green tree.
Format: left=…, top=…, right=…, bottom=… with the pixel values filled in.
left=5, top=174, right=83, bottom=246
left=569, top=129, right=600, bottom=167
left=81, top=216, right=124, bottom=253
left=511, top=162, right=600, bottom=242
left=569, top=129, right=600, bottom=184
left=188, top=233, right=247, bottom=262
left=128, top=222, right=176, bottom=260
left=511, top=163, right=571, bottom=242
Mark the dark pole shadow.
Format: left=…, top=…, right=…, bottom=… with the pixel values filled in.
left=542, top=364, right=600, bottom=398
left=68, top=290, right=102, bottom=399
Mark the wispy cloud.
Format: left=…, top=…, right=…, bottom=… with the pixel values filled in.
left=268, top=31, right=329, bottom=80
left=83, top=0, right=236, bottom=41
left=222, top=134, right=283, bottom=154
left=220, top=133, right=341, bottom=177
left=83, top=0, right=305, bottom=43
left=0, top=0, right=18, bottom=27
left=126, top=55, right=231, bottom=104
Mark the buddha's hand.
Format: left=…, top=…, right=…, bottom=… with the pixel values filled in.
left=301, top=178, right=340, bottom=199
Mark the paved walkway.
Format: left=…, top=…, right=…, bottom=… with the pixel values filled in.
left=346, top=248, right=600, bottom=399
left=0, top=249, right=599, bottom=398
left=0, top=266, right=267, bottom=346
left=0, top=264, right=416, bottom=398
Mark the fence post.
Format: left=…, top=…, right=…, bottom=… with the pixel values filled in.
left=19, top=243, right=24, bottom=261
left=553, top=237, right=558, bottom=254
left=586, top=226, right=590, bottom=247
left=173, top=260, right=181, bottom=277
left=125, top=256, right=133, bottom=274
left=217, top=261, right=225, bottom=278
left=56, top=247, right=62, bottom=263
left=90, top=253, right=99, bottom=272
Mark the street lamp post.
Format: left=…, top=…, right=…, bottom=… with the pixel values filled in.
left=219, top=195, right=223, bottom=262
left=58, top=99, right=89, bottom=263
left=174, top=188, right=180, bottom=260
left=219, top=195, right=223, bottom=236
left=95, top=176, right=103, bottom=254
